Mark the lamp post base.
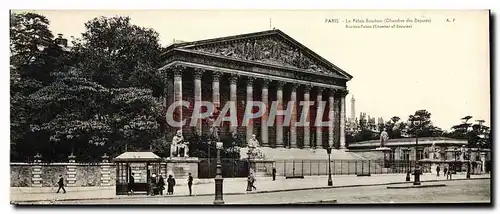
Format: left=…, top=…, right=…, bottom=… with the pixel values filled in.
left=214, top=177, right=224, bottom=205
left=328, top=175, right=333, bottom=186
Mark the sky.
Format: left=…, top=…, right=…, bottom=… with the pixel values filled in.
left=14, top=10, right=491, bottom=130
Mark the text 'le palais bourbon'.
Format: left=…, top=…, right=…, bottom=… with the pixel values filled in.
left=325, top=17, right=432, bottom=29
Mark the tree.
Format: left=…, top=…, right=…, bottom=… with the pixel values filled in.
left=72, top=16, right=164, bottom=94
left=448, top=117, right=490, bottom=149
left=66, top=16, right=167, bottom=158
left=407, top=110, right=442, bottom=137
left=10, top=12, right=69, bottom=161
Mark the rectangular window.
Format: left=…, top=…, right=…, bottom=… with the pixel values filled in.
left=402, top=149, right=410, bottom=161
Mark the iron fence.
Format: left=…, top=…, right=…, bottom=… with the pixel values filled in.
left=197, top=158, right=478, bottom=178
left=198, top=158, right=249, bottom=178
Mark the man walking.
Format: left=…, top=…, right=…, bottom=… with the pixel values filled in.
left=187, top=173, right=193, bottom=196
left=128, top=173, right=135, bottom=194
left=56, top=175, right=66, bottom=194
left=436, top=165, right=440, bottom=177
left=272, top=166, right=276, bottom=181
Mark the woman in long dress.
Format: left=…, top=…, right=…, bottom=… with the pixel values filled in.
left=167, top=175, right=176, bottom=195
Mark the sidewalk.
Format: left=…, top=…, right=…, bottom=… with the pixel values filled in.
left=10, top=173, right=490, bottom=203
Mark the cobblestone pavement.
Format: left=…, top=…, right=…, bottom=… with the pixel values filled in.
left=30, top=179, right=491, bottom=204
left=10, top=172, right=490, bottom=203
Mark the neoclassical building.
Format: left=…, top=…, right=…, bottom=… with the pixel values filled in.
left=159, top=29, right=352, bottom=150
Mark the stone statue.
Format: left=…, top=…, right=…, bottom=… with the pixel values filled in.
left=435, top=148, right=442, bottom=160
left=460, top=145, right=467, bottom=161
left=208, top=108, right=220, bottom=142
left=380, top=128, right=389, bottom=147
left=177, top=141, right=190, bottom=158
left=171, top=130, right=184, bottom=157
left=246, top=134, right=264, bottom=159
left=429, top=143, right=436, bottom=159
left=248, top=134, right=259, bottom=148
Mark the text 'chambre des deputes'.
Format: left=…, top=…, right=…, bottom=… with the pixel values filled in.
left=325, top=17, right=432, bottom=29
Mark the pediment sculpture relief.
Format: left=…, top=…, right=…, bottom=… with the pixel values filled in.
left=189, top=37, right=334, bottom=75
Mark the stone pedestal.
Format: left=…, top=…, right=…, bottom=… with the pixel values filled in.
left=100, top=154, right=112, bottom=187
left=250, top=159, right=275, bottom=177
left=480, top=152, right=486, bottom=172
left=430, top=163, right=438, bottom=174
left=164, top=157, right=199, bottom=179
left=31, top=154, right=43, bottom=187
left=66, top=154, right=77, bottom=187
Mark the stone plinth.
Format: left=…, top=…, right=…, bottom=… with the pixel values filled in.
left=31, top=154, right=43, bottom=187
left=164, top=157, right=199, bottom=179
left=249, top=159, right=275, bottom=177
left=66, top=154, right=77, bottom=187
left=31, top=165, right=42, bottom=187
left=348, top=147, right=391, bottom=161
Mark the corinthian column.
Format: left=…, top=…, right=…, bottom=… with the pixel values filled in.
left=303, top=85, right=311, bottom=149
left=212, top=71, right=222, bottom=109
left=315, top=87, right=324, bottom=149
left=172, top=65, right=184, bottom=129
left=328, top=89, right=335, bottom=148
left=246, top=77, right=255, bottom=143
left=276, top=81, right=285, bottom=148
left=290, top=84, right=298, bottom=149
left=261, top=79, right=269, bottom=147
left=194, top=68, right=204, bottom=136
left=229, top=74, right=238, bottom=135
left=340, top=90, right=348, bottom=149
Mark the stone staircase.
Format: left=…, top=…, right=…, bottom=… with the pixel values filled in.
left=240, top=147, right=367, bottom=160
left=239, top=148, right=386, bottom=177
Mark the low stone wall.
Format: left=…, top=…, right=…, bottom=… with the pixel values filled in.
left=10, top=165, right=31, bottom=187
left=10, top=163, right=114, bottom=187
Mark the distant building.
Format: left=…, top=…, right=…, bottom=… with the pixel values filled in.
left=348, top=137, right=487, bottom=161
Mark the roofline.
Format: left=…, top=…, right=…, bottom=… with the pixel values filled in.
left=164, top=29, right=353, bottom=80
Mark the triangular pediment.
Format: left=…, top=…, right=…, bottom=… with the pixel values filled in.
left=172, top=30, right=352, bottom=79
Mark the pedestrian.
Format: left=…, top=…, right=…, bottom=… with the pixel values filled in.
left=56, top=175, right=66, bottom=194
left=128, top=173, right=135, bottom=194
left=250, top=173, right=257, bottom=191
left=187, top=173, right=193, bottom=196
left=246, top=174, right=253, bottom=192
left=436, top=165, right=440, bottom=177
left=272, top=166, right=276, bottom=181
left=158, top=175, right=165, bottom=195
left=444, top=166, right=448, bottom=177
left=150, top=173, right=157, bottom=196
left=446, top=167, right=452, bottom=180
left=167, top=175, right=176, bottom=195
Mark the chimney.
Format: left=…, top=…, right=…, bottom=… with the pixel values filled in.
left=55, top=33, right=68, bottom=47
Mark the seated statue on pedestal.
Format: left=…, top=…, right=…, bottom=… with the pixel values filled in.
left=171, top=130, right=183, bottom=157
left=171, top=130, right=189, bottom=158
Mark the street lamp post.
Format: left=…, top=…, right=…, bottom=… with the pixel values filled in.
left=466, top=148, right=471, bottom=179
left=213, top=141, right=224, bottom=205
left=326, top=147, right=333, bottom=186
left=413, top=119, right=422, bottom=185
left=405, top=148, right=411, bottom=181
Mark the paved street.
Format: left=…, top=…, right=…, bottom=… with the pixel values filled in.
left=26, top=179, right=490, bottom=204
left=11, top=172, right=490, bottom=204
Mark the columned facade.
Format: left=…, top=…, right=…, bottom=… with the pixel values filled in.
left=303, top=85, right=311, bottom=149
left=289, top=84, right=298, bottom=148
left=159, top=29, right=352, bottom=151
